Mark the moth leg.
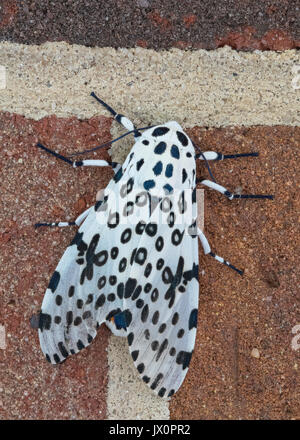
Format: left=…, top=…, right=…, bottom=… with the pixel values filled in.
left=198, top=178, right=274, bottom=200
left=35, top=207, right=92, bottom=229
left=91, top=91, right=141, bottom=138
left=196, top=151, right=259, bottom=161
left=197, top=228, right=243, bottom=275
left=36, top=142, right=120, bottom=172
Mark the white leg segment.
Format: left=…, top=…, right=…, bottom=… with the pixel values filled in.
left=197, top=227, right=243, bottom=275
left=75, top=206, right=93, bottom=226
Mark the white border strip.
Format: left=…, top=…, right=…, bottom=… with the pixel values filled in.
left=0, top=42, right=299, bottom=126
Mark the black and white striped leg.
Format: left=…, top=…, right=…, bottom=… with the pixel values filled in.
left=198, top=179, right=274, bottom=200
left=35, top=207, right=92, bottom=229
left=36, top=142, right=120, bottom=173
left=198, top=228, right=243, bottom=275
left=35, top=221, right=76, bottom=228
left=196, top=151, right=259, bottom=161
left=90, top=91, right=141, bottom=138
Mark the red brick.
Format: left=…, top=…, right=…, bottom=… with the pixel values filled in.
left=170, top=126, right=300, bottom=420
left=0, top=112, right=113, bottom=419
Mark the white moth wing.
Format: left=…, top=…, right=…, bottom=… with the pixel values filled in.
left=38, top=160, right=151, bottom=363
left=123, top=191, right=199, bottom=398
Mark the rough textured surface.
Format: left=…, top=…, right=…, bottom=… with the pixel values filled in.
left=0, top=112, right=113, bottom=419
left=107, top=336, right=169, bottom=420
left=0, top=36, right=299, bottom=420
left=0, top=111, right=298, bottom=420
left=170, top=125, right=300, bottom=420
left=0, top=43, right=299, bottom=134
left=0, top=0, right=299, bottom=50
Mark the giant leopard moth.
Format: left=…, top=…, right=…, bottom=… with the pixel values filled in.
left=34, top=92, right=273, bottom=398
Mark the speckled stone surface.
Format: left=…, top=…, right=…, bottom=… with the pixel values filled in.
left=107, top=336, right=169, bottom=420
left=170, top=125, right=300, bottom=420
left=0, top=43, right=299, bottom=134
left=0, top=0, right=299, bottom=50
left=0, top=112, right=113, bottom=419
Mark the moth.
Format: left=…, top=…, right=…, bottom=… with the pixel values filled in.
left=34, top=92, right=273, bottom=398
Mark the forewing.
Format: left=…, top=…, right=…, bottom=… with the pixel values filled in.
left=38, top=176, right=144, bottom=363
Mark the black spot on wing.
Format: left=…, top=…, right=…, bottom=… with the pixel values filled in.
left=68, top=286, right=75, bottom=297
left=107, top=211, right=120, bottom=228
left=152, top=310, right=160, bottom=325
left=136, top=158, right=144, bottom=171
left=55, top=295, right=62, bottom=306
left=137, top=363, right=145, bottom=373
left=83, top=311, right=92, bottom=319
left=94, top=200, right=102, bottom=211
left=145, top=223, right=157, bottom=237
left=135, top=248, right=147, bottom=265
left=154, top=142, right=167, bottom=155
left=183, top=263, right=199, bottom=282
left=128, top=332, right=134, bottom=346
left=151, top=340, right=159, bottom=350
left=124, top=309, right=133, bottom=326
left=192, top=188, right=196, bottom=203
left=58, top=342, right=69, bottom=358
left=171, top=144, right=180, bottom=159
left=111, top=247, right=119, bottom=259
left=165, top=164, right=173, bottom=178
left=113, top=167, right=123, bottom=183
left=131, top=350, right=139, bottom=361
left=156, top=338, right=168, bottom=361
left=114, top=311, right=127, bottom=330
left=70, top=231, right=84, bottom=247
left=144, top=180, right=155, bottom=190
left=141, top=304, right=149, bottom=322
left=77, top=340, right=85, bottom=350
left=54, top=316, right=61, bottom=324
left=106, top=308, right=122, bottom=322
left=48, top=271, right=60, bottom=293
left=107, top=293, right=116, bottom=302
left=95, top=294, right=105, bottom=309
left=53, top=354, right=60, bottom=363
left=120, top=228, right=132, bottom=244
left=152, top=126, right=170, bottom=137
left=151, top=373, right=164, bottom=390
left=144, top=263, right=152, bottom=278
left=38, top=313, right=52, bottom=331
left=117, top=282, right=124, bottom=299
left=176, top=350, right=192, bottom=370
left=172, top=312, right=179, bottom=325
left=163, top=183, right=173, bottom=193
left=176, top=131, right=189, bottom=147
left=153, top=161, right=163, bottom=176
left=158, top=387, right=166, bottom=397
left=66, top=311, right=73, bottom=325
left=125, top=278, right=137, bottom=298
left=132, top=285, right=142, bottom=301
left=98, top=276, right=106, bottom=289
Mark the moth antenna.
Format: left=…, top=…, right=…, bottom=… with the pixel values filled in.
left=90, top=91, right=117, bottom=117
left=193, top=142, right=217, bottom=182
left=68, top=126, right=154, bottom=157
